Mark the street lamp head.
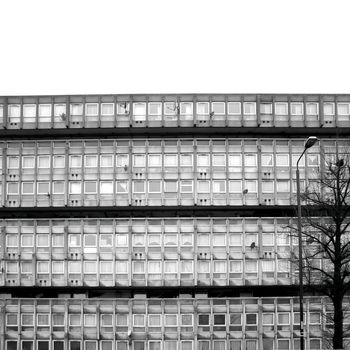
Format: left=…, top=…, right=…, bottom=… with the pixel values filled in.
left=304, top=136, right=318, bottom=149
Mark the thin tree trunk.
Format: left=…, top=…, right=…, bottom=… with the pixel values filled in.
left=333, top=293, right=344, bottom=350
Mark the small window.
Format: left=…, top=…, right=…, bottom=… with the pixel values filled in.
left=21, top=234, right=34, bottom=247
left=291, top=102, right=303, bottom=115
left=165, top=314, right=177, bottom=326
left=133, top=154, right=146, bottom=167
left=53, top=182, right=65, bottom=194
left=133, top=103, right=146, bottom=120
left=338, top=102, right=350, bottom=115
left=23, top=104, right=36, bottom=118
left=117, top=102, right=130, bottom=115
left=212, top=154, right=226, bottom=166
left=260, top=103, right=272, bottom=114
left=214, top=314, right=226, bottom=325
left=69, top=182, right=81, bottom=194
left=85, top=155, right=98, bottom=167
left=306, top=102, right=318, bottom=115
left=101, top=314, right=113, bottom=326
left=164, top=102, right=178, bottom=115
left=70, top=104, right=83, bottom=116
left=197, top=154, right=210, bottom=166
left=164, top=154, right=178, bottom=167
left=244, top=154, right=257, bottom=166
left=37, top=314, right=50, bottom=326
left=116, top=314, right=128, bottom=326
left=246, top=313, right=257, bottom=325
left=7, top=156, right=19, bottom=169
left=7, top=182, right=19, bottom=194
left=181, top=314, right=193, bottom=326
left=22, top=314, right=34, bottom=326
left=52, top=261, right=64, bottom=274
left=230, top=313, right=242, bottom=325
left=323, top=102, right=334, bottom=115
left=262, top=181, right=274, bottom=193
left=69, top=314, right=81, bottom=326
left=244, top=180, right=257, bottom=193
left=180, top=102, right=193, bottom=115
left=8, top=104, right=21, bottom=118
left=276, top=180, right=290, bottom=193
left=116, top=181, right=128, bottom=193
left=54, top=104, right=66, bottom=117
left=197, top=102, right=209, bottom=115
left=213, top=180, right=226, bottom=193
left=116, top=234, right=128, bottom=246
left=37, top=182, right=50, bottom=194
left=164, top=180, right=178, bottom=193
left=261, top=154, right=273, bottom=166
left=38, top=155, right=50, bottom=168
left=228, top=154, right=242, bottom=167
left=180, top=180, right=193, bottom=193
left=148, top=102, right=162, bottom=115
left=133, top=181, right=145, bottom=193
left=148, top=314, right=161, bottom=326
left=84, top=314, right=97, bottom=326
left=68, top=261, right=81, bottom=273
left=53, top=155, right=65, bottom=168
left=101, top=103, right=114, bottom=116
left=6, top=314, right=18, bottom=326
left=70, top=155, right=82, bottom=168
left=148, top=154, right=162, bottom=167
left=133, top=314, right=145, bottom=327
left=197, top=181, right=210, bottom=193
left=39, top=104, right=52, bottom=117
left=230, top=260, right=242, bottom=273
left=243, top=102, right=256, bottom=115
left=100, top=155, right=113, bottom=167
left=180, top=154, right=193, bottom=166
left=198, top=314, right=210, bottom=325
left=84, top=181, right=97, bottom=194
left=276, top=154, right=289, bottom=166
left=37, top=234, right=49, bottom=247
left=37, top=261, right=49, bottom=273
left=100, top=181, right=113, bottom=194
left=212, top=102, right=225, bottom=115
left=22, top=156, right=35, bottom=168
left=85, top=103, right=98, bottom=116
left=22, top=182, right=34, bottom=194
left=227, top=102, right=241, bottom=115
left=275, top=102, right=288, bottom=115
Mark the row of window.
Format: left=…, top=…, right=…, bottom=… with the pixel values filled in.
left=4, top=259, right=292, bottom=277
left=6, top=310, right=324, bottom=328
left=1, top=101, right=350, bottom=118
left=3, top=338, right=328, bottom=350
left=4, top=152, right=320, bottom=169
left=3, top=231, right=290, bottom=249
left=4, top=179, right=306, bottom=195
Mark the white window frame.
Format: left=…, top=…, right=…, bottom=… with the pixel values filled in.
left=290, top=102, right=304, bottom=115
left=22, top=156, right=35, bottom=169
left=227, top=102, right=241, bottom=115
left=211, top=102, right=225, bottom=115
left=148, top=102, right=162, bottom=116
left=337, top=102, right=350, bottom=115
left=37, top=182, right=50, bottom=195
left=101, top=103, right=115, bottom=116
left=84, top=181, right=98, bottom=194
left=243, top=102, right=256, bottom=115
left=22, top=182, right=35, bottom=195
left=84, top=155, right=98, bottom=168
left=39, top=104, right=52, bottom=117
left=7, top=156, right=19, bottom=169
left=275, top=102, right=288, bottom=115
left=7, top=182, right=19, bottom=195
left=85, top=103, right=99, bottom=116
left=133, top=314, right=146, bottom=327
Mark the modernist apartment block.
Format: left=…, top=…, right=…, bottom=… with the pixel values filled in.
left=0, top=94, right=350, bottom=350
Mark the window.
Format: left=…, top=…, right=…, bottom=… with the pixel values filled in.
left=6, top=314, right=18, bottom=326
left=164, top=181, right=177, bottom=192
left=307, top=154, right=319, bottom=166
left=70, top=104, right=83, bottom=116
left=133, top=314, right=145, bottom=327
left=133, top=154, right=145, bottom=167
left=164, top=154, right=178, bottom=166
left=198, top=181, right=210, bottom=193
left=85, top=155, right=98, bottom=167
left=100, top=181, right=113, bottom=194
left=227, top=102, right=241, bottom=114
left=291, top=102, right=303, bottom=115
left=38, top=182, right=50, bottom=194
left=149, top=102, right=162, bottom=115
left=180, top=180, right=193, bottom=193
left=275, top=102, right=288, bottom=115
left=37, top=314, right=50, bottom=326
left=276, top=154, right=289, bottom=166
left=100, top=155, right=113, bottom=167
left=165, top=314, right=177, bottom=326
left=244, top=154, right=256, bottom=166
left=54, top=104, right=66, bottom=117
left=230, top=260, right=242, bottom=273
left=246, top=314, right=257, bottom=325
left=149, top=180, right=161, bottom=193
left=323, top=102, right=334, bottom=115
left=277, top=180, right=290, bottom=192
left=180, top=154, right=193, bottom=166
left=133, top=181, right=145, bottom=193
left=22, top=314, right=34, bottom=326
left=180, top=102, right=193, bottom=116
left=198, top=314, right=210, bottom=326
left=22, top=182, right=34, bottom=194
left=133, top=103, right=146, bottom=120
left=6, top=341, right=18, bottom=350
left=101, top=314, right=113, bottom=326
left=7, top=183, right=19, bottom=194
left=212, top=102, right=225, bottom=114
left=228, top=154, right=242, bottom=167
left=70, top=155, right=82, bottom=168
left=243, top=102, right=256, bottom=115
left=260, top=103, right=272, bottom=114
left=85, top=103, right=98, bottom=116
left=116, top=314, right=128, bottom=326
left=8, top=104, right=20, bottom=118
left=197, top=102, right=209, bottom=115
left=164, top=102, right=177, bottom=115
left=198, top=154, right=210, bottom=166
left=84, top=314, right=97, bottom=326
left=53, top=182, right=65, bottom=194
left=148, top=314, right=161, bottom=326
left=117, top=102, right=130, bottom=115
left=213, top=180, right=226, bottom=193
left=101, top=103, right=114, bottom=116
left=68, top=261, right=81, bottom=273
left=229, top=180, right=242, bottom=193
left=53, top=155, right=65, bottom=168
left=84, top=181, right=97, bottom=194
left=69, top=182, right=81, bottom=194
left=212, top=154, right=226, bottom=166
left=262, top=181, right=274, bottom=193
left=22, top=156, right=35, bottom=168
left=338, top=103, right=350, bottom=115
left=306, top=102, right=318, bottom=115
left=38, top=155, right=50, bottom=168
left=164, top=261, right=177, bottom=274
left=244, top=181, right=257, bottom=193
left=181, top=314, right=193, bottom=326
left=261, top=154, right=273, bottom=166
left=149, top=154, right=162, bottom=167
left=52, top=261, right=64, bottom=274
left=117, top=154, right=129, bottom=167
left=8, top=156, right=19, bottom=168
left=116, top=234, right=128, bottom=246
left=37, top=261, right=49, bottom=274
left=23, top=104, right=36, bottom=118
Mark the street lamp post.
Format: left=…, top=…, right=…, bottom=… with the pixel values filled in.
left=296, top=136, right=318, bottom=350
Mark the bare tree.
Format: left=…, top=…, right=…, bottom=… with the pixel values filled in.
left=290, top=151, right=350, bottom=349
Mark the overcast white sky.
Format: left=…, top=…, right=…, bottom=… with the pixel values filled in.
left=1, top=0, right=349, bottom=95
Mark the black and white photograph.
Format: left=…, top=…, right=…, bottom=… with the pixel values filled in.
left=0, top=1, right=350, bottom=349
